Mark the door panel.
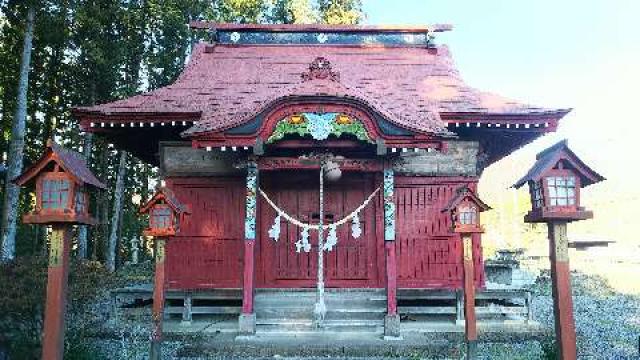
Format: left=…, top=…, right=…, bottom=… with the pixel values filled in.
left=258, top=171, right=380, bottom=288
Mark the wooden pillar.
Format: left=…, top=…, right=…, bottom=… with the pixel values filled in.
left=549, top=222, right=577, bottom=360
left=382, top=166, right=400, bottom=339
left=150, top=238, right=166, bottom=360
left=241, top=239, right=256, bottom=315
left=239, top=161, right=258, bottom=335
left=462, top=234, right=477, bottom=358
left=385, top=241, right=397, bottom=316
left=41, top=225, right=72, bottom=360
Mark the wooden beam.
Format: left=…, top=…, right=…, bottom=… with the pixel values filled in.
left=242, top=240, right=256, bottom=316
left=258, top=157, right=383, bottom=172
left=150, top=239, right=166, bottom=360
left=549, top=222, right=577, bottom=360
left=41, top=225, right=72, bottom=360
left=462, top=234, right=478, bottom=359
left=385, top=241, right=397, bottom=316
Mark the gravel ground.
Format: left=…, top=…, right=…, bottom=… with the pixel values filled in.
left=83, top=270, right=640, bottom=359
left=473, top=270, right=640, bottom=360
left=531, top=271, right=640, bottom=360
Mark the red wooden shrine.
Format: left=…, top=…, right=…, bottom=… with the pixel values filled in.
left=73, top=23, right=571, bottom=334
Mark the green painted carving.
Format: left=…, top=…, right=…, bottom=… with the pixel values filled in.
left=266, top=112, right=373, bottom=144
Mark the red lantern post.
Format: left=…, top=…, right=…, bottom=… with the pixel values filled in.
left=13, top=140, right=105, bottom=360
left=140, top=187, right=189, bottom=360
left=514, top=140, right=605, bottom=360
left=443, top=187, right=490, bottom=359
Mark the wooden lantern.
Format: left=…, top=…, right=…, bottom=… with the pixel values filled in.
left=139, top=186, right=189, bottom=360
left=139, top=187, right=189, bottom=237
left=514, top=140, right=605, bottom=223
left=442, top=186, right=490, bottom=359
left=443, top=187, right=491, bottom=234
left=514, top=139, right=604, bottom=360
left=13, top=140, right=106, bottom=225
left=12, top=140, right=105, bottom=360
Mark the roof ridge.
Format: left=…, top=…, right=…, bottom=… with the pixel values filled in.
left=189, top=22, right=453, bottom=33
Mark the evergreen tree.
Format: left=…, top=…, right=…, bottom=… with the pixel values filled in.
left=1, top=4, right=35, bottom=262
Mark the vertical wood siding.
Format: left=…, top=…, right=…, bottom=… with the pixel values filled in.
left=163, top=175, right=484, bottom=290
left=165, top=177, right=244, bottom=289
left=395, top=177, right=484, bottom=288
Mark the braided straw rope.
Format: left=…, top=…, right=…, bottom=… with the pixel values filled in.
left=258, top=186, right=381, bottom=230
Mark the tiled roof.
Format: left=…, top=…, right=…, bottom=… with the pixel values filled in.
left=49, top=141, right=106, bottom=189
left=513, top=140, right=605, bottom=189
left=75, top=42, right=566, bottom=137
left=13, top=140, right=106, bottom=189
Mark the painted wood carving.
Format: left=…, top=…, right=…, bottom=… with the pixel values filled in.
left=267, top=112, right=372, bottom=144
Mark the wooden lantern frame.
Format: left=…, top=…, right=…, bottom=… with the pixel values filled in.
left=140, top=187, right=190, bottom=237
left=13, top=140, right=105, bottom=225
left=514, top=140, right=605, bottom=223
left=442, top=187, right=491, bottom=234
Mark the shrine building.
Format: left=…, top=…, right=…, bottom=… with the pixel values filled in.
left=73, top=23, right=569, bottom=336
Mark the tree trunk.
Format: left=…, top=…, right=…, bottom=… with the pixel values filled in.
left=106, top=151, right=127, bottom=272
left=1, top=7, right=36, bottom=262
left=77, top=133, right=93, bottom=259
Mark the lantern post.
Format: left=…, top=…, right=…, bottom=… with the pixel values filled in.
left=139, top=187, right=189, bottom=360
left=443, top=187, right=490, bottom=359
left=13, top=140, right=105, bottom=360
left=514, top=140, right=604, bottom=360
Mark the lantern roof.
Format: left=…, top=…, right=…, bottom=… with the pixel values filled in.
left=139, top=187, right=190, bottom=215
left=513, top=139, right=605, bottom=189
left=13, top=140, right=106, bottom=189
left=442, top=186, right=491, bottom=213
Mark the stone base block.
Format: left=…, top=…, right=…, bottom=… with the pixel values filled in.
left=238, top=313, right=256, bottom=335
left=467, top=339, right=477, bottom=359
left=384, top=314, right=401, bottom=339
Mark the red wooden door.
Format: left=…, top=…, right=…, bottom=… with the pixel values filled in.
left=257, top=171, right=381, bottom=288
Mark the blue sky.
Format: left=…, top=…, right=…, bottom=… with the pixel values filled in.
left=363, top=0, right=639, bottom=189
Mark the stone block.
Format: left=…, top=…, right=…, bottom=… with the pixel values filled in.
left=238, top=313, right=256, bottom=335
left=383, top=314, right=401, bottom=339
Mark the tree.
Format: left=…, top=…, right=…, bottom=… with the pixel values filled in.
left=1, top=6, right=35, bottom=262
left=106, top=151, right=127, bottom=272
left=268, top=0, right=316, bottom=23
left=317, top=0, right=363, bottom=24
left=76, top=132, right=92, bottom=259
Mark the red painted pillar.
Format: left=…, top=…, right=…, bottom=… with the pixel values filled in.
left=462, top=234, right=478, bottom=358
left=150, top=238, right=166, bottom=360
left=242, top=239, right=256, bottom=314
left=385, top=241, right=397, bottom=316
left=41, top=225, right=72, bottom=360
left=549, top=222, right=577, bottom=360
left=239, top=161, right=258, bottom=335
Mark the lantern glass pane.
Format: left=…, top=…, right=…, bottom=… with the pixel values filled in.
left=150, top=205, right=172, bottom=230
left=75, top=188, right=87, bottom=213
left=545, top=176, right=576, bottom=207
left=531, top=181, right=544, bottom=208
left=459, top=206, right=477, bottom=225
left=41, top=178, right=70, bottom=210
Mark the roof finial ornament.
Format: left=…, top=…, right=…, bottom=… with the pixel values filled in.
left=301, top=57, right=340, bottom=82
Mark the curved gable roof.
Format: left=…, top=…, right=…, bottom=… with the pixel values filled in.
left=74, top=39, right=565, bottom=138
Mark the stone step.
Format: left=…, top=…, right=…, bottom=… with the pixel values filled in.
left=256, top=319, right=384, bottom=333
left=255, top=295, right=386, bottom=306
left=256, top=307, right=386, bottom=321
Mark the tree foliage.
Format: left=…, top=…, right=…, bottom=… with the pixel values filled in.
left=0, top=0, right=364, bottom=264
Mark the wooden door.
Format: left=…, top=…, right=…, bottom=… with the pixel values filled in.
left=257, top=171, right=381, bottom=288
